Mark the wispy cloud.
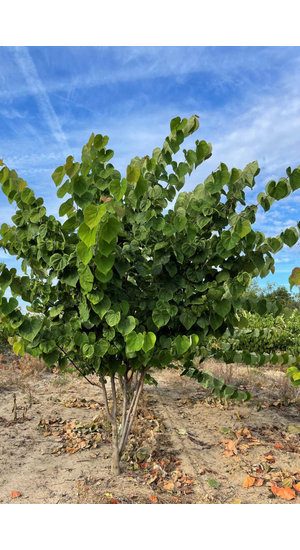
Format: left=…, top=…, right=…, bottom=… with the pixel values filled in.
left=10, top=47, right=69, bottom=151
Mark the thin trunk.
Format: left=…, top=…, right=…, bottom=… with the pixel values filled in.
left=110, top=374, right=121, bottom=474
left=99, top=374, right=121, bottom=473
left=99, top=368, right=148, bottom=474
left=111, top=422, right=120, bottom=475
left=118, top=367, right=147, bottom=456
left=120, top=376, right=128, bottom=436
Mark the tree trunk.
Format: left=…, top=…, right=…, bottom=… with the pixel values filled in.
left=99, top=368, right=148, bottom=475
left=111, top=422, right=120, bottom=475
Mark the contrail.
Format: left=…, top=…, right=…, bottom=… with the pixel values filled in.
left=10, top=46, right=69, bottom=151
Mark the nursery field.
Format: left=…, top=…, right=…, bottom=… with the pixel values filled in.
left=1, top=350, right=299, bottom=505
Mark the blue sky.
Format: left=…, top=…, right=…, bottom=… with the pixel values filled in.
left=0, top=46, right=300, bottom=292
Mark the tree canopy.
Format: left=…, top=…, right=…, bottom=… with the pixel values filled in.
left=1, top=115, right=299, bottom=472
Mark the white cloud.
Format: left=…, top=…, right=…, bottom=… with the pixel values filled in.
left=9, top=47, right=69, bottom=152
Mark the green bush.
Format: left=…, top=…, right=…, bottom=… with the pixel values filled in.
left=215, top=310, right=300, bottom=356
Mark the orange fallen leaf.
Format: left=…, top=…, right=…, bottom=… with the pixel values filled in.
left=172, top=496, right=181, bottom=503
left=248, top=439, right=261, bottom=446
left=110, top=498, right=118, bottom=504
left=163, top=481, right=175, bottom=492
left=271, top=486, right=296, bottom=501
left=274, top=444, right=283, bottom=449
left=242, top=428, right=252, bottom=438
left=255, top=478, right=264, bottom=487
left=293, top=482, right=300, bottom=493
left=266, top=481, right=277, bottom=487
left=263, top=455, right=275, bottom=463
left=11, top=491, right=22, bottom=499
left=149, top=495, right=158, bottom=503
left=222, top=439, right=238, bottom=455
left=243, top=476, right=256, bottom=488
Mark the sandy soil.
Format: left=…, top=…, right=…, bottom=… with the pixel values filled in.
left=0, top=352, right=299, bottom=504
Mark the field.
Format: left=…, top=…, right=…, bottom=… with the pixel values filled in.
left=1, top=350, right=299, bottom=504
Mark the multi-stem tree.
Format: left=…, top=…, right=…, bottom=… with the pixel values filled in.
left=0, top=115, right=299, bottom=473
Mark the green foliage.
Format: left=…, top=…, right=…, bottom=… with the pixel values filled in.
left=289, top=267, right=300, bottom=290
left=244, top=282, right=300, bottom=313
left=214, top=310, right=300, bottom=355
left=0, top=115, right=300, bottom=400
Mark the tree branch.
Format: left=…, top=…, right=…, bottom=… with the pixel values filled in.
left=56, top=345, right=102, bottom=389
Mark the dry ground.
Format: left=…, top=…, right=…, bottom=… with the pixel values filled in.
left=0, top=351, right=299, bottom=504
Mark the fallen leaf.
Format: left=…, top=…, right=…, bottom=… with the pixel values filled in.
left=263, top=455, right=275, bottom=463
left=222, top=438, right=238, bottom=455
left=163, top=481, right=175, bottom=492
left=282, top=478, right=294, bottom=488
left=242, top=428, right=252, bottom=438
left=51, top=447, right=60, bottom=454
left=40, top=449, right=45, bottom=455
left=149, top=495, right=158, bottom=503
left=293, top=482, right=300, bottom=493
left=271, top=486, right=296, bottom=501
left=110, top=498, right=118, bottom=504
left=243, top=476, right=256, bottom=488
left=172, top=496, right=181, bottom=503
left=181, top=487, right=193, bottom=494
left=274, top=444, right=283, bottom=449
left=11, top=491, right=22, bottom=499
left=266, top=481, right=277, bottom=487
left=255, top=478, right=264, bottom=487
left=206, top=478, right=220, bottom=489
left=147, top=473, right=158, bottom=485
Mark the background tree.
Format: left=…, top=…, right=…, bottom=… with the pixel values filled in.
left=0, top=115, right=299, bottom=473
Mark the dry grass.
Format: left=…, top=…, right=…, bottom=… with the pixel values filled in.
left=0, top=352, right=49, bottom=392
left=200, top=358, right=300, bottom=404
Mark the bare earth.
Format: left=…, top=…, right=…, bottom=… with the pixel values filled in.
left=0, top=352, right=299, bottom=504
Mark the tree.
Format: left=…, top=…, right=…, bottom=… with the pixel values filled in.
left=264, top=283, right=300, bottom=312
left=0, top=115, right=300, bottom=473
